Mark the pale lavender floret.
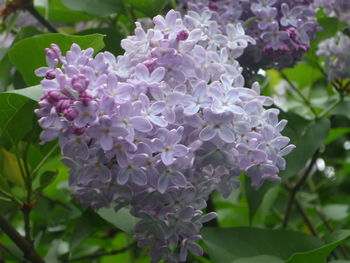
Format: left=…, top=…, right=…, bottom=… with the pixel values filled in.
left=117, top=154, right=148, bottom=186
left=251, top=0, right=277, bottom=13
left=199, top=109, right=235, bottom=143
left=74, top=100, right=98, bottom=128
left=182, top=81, right=212, bottom=115
left=35, top=9, right=295, bottom=262
left=132, top=63, right=166, bottom=89
left=152, top=127, right=189, bottom=166
left=261, top=23, right=289, bottom=50
left=280, top=3, right=299, bottom=27
left=140, top=94, right=168, bottom=127
left=87, top=116, right=128, bottom=151
left=317, top=32, right=350, bottom=81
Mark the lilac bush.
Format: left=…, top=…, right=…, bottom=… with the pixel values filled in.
left=317, top=32, right=350, bottom=82
left=35, top=9, right=294, bottom=262
left=314, top=0, right=350, bottom=27
left=180, top=0, right=320, bottom=74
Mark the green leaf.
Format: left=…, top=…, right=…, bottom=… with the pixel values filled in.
left=325, top=128, right=350, bottom=145
left=232, top=255, right=284, bottom=263
left=316, top=18, right=343, bottom=42
left=97, top=207, right=138, bottom=233
left=61, top=0, right=124, bottom=18
left=286, top=230, right=350, bottom=263
left=0, top=26, right=42, bottom=91
left=0, top=148, right=25, bottom=187
left=282, top=63, right=323, bottom=90
left=331, top=98, right=350, bottom=119
left=245, top=180, right=275, bottom=223
left=0, top=92, right=37, bottom=142
left=280, top=118, right=330, bottom=178
left=124, top=0, right=168, bottom=17
left=322, top=204, right=349, bottom=221
left=35, top=0, right=93, bottom=23
left=76, top=28, right=124, bottom=56
left=202, top=227, right=350, bottom=263
left=8, top=33, right=105, bottom=86
left=7, top=85, right=42, bottom=101
left=34, top=171, right=58, bottom=194
left=70, top=210, right=106, bottom=250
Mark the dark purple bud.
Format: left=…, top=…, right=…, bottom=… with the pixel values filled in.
left=208, top=1, right=218, bottom=11
left=71, top=126, right=85, bottom=135
left=72, top=74, right=89, bottom=93
left=56, top=98, right=71, bottom=113
left=46, top=90, right=62, bottom=104
left=45, top=48, right=56, bottom=60
left=50, top=43, right=62, bottom=59
left=63, top=107, right=78, bottom=121
left=143, top=59, right=157, bottom=72
left=176, top=30, right=189, bottom=41
left=286, top=27, right=298, bottom=40
left=45, top=69, right=56, bottom=80
left=79, top=95, right=93, bottom=105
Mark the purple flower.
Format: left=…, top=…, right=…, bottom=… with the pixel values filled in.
left=199, top=109, right=235, bottom=143
left=87, top=116, right=128, bottom=151
left=73, top=100, right=98, bottom=128
left=117, top=154, right=148, bottom=186
left=152, top=127, right=189, bottom=165
left=132, top=63, right=166, bottom=89
left=261, top=23, right=289, bottom=50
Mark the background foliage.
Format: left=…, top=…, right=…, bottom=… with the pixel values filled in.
left=0, top=0, right=350, bottom=262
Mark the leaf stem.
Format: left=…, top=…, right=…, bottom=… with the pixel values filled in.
left=294, top=198, right=318, bottom=237
left=0, top=214, right=44, bottom=263
left=283, top=150, right=319, bottom=228
left=31, top=143, right=58, bottom=176
left=280, top=71, right=319, bottom=118
left=0, top=188, right=22, bottom=207
left=69, top=242, right=136, bottom=262
left=26, top=6, right=58, bottom=33
left=318, top=96, right=343, bottom=119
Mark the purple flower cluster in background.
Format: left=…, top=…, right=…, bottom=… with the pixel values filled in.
left=314, top=0, right=350, bottom=27
left=35, top=9, right=294, bottom=262
left=180, top=0, right=320, bottom=75
left=317, top=32, right=350, bottom=82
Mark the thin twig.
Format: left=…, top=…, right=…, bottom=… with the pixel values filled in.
left=0, top=188, right=22, bottom=207
left=283, top=151, right=319, bottom=228
left=31, top=143, right=59, bottom=176
left=69, top=243, right=136, bottom=262
left=0, top=241, right=22, bottom=261
left=0, top=215, right=44, bottom=263
left=318, top=97, right=343, bottom=118
left=38, top=193, right=71, bottom=211
left=280, top=71, right=319, bottom=118
left=26, top=6, right=58, bottom=33
left=22, top=204, right=33, bottom=243
left=294, top=199, right=318, bottom=237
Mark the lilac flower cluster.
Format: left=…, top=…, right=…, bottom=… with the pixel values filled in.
left=317, top=32, right=350, bottom=82
left=180, top=0, right=319, bottom=74
left=314, top=0, right=350, bottom=27
left=35, top=10, right=294, bottom=262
